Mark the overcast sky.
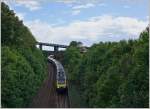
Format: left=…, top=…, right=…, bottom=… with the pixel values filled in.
left=3, top=0, right=149, bottom=47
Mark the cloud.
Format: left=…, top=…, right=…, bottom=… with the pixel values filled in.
left=2, top=1, right=26, bottom=20
left=15, top=0, right=41, bottom=11
left=24, top=15, right=148, bottom=46
left=72, top=10, right=81, bottom=15
left=56, top=0, right=77, bottom=4
left=72, top=3, right=95, bottom=9
left=15, top=12, right=26, bottom=20
left=71, top=3, right=95, bottom=16
left=56, top=0, right=99, bottom=4
left=98, top=3, right=107, bottom=7
left=56, top=0, right=146, bottom=4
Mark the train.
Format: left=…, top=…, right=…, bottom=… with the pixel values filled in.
left=48, top=55, right=67, bottom=93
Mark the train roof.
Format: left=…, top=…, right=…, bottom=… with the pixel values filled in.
left=48, top=56, right=66, bottom=79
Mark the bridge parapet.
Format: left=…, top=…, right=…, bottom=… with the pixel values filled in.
left=36, top=42, right=68, bottom=51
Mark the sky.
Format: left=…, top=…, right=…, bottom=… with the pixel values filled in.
left=3, top=0, right=149, bottom=48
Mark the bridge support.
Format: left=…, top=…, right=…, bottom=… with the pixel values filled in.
left=54, top=46, right=58, bottom=52
left=39, top=44, right=42, bottom=50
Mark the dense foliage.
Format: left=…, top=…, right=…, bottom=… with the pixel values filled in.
left=1, top=2, right=46, bottom=107
left=64, top=29, right=149, bottom=108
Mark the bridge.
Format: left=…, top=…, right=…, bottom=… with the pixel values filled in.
left=37, top=42, right=68, bottom=51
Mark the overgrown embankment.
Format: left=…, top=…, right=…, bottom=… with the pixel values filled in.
left=63, top=28, right=149, bottom=108
left=1, top=2, right=46, bottom=107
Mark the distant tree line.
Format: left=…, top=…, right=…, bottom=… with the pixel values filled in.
left=1, top=2, right=47, bottom=107
left=63, top=27, right=149, bottom=108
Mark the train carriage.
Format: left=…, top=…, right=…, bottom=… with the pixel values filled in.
left=48, top=56, right=67, bottom=93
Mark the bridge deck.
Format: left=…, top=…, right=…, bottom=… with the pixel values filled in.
left=37, top=42, right=68, bottom=48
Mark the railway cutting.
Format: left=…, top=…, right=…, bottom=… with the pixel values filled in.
left=29, top=56, right=70, bottom=108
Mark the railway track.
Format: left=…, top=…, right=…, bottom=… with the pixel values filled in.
left=56, top=91, right=70, bottom=108
left=29, top=58, right=70, bottom=108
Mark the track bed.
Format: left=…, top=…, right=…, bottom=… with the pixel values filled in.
left=29, top=62, right=70, bottom=108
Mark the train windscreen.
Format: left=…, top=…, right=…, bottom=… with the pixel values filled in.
left=57, top=71, right=65, bottom=84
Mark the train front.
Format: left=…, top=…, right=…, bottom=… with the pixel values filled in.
left=56, top=70, right=67, bottom=93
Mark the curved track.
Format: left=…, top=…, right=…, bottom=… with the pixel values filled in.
left=29, top=60, right=70, bottom=108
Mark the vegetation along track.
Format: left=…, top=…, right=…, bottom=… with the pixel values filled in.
left=29, top=57, right=70, bottom=108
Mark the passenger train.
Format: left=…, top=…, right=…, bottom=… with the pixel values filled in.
left=48, top=55, right=67, bottom=93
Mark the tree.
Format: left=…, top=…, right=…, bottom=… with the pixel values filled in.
left=1, top=2, right=46, bottom=107
left=63, top=27, right=149, bottom=108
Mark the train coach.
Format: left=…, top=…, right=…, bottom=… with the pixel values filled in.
left=48, top=55, right=67, bottom=93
